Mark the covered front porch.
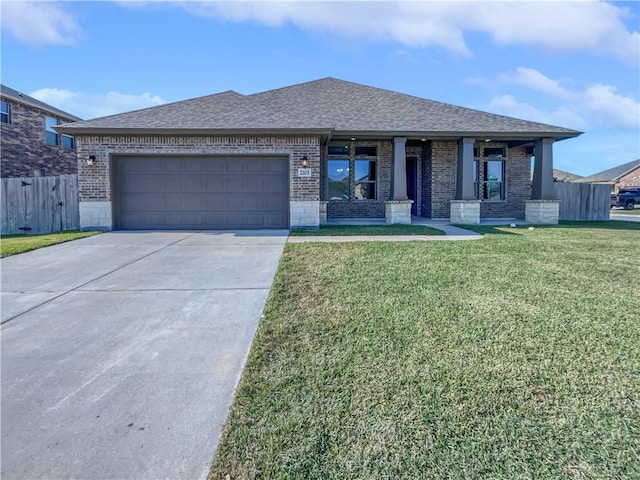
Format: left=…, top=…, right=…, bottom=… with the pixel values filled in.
left=321, top=136, right=559, bottom=225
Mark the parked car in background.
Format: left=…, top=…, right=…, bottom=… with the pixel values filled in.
left=611, top=186, right=640, bottom=210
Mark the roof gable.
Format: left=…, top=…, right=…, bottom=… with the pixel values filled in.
left=56, top=78, right=582, bottom=138
left=0, top=84, right=82, bottom=121
left=578, top=159, right=640, bottom=183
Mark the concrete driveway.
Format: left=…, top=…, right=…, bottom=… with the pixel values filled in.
left=1, top=230, right=288, bottom=480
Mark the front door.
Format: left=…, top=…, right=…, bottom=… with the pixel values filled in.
left=406, top=157, right=418, bottom=216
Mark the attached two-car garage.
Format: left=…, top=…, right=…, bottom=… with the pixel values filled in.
left=112, top=156, right=289, bottom=230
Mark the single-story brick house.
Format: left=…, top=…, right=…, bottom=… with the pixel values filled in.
left=576, top=159, right=640, bottom=191
left=56, top=78, right=581, bottom=230
left=1, top=84, right=81, bottom=178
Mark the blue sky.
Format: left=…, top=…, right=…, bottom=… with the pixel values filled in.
left=1, top=1, right=638, bottom=176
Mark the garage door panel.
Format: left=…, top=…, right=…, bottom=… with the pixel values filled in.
left=115, top=156, right=289, bottom=229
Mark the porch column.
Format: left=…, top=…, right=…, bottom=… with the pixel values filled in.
left=392, top=136, right=408, bottom=200
left=531, top=138, right=555, bottom=199
left=456, top=137, right=476, bottom=200
left=527, top=137, right=559, bottom=224
left=386, top=136, right=413, bottom=224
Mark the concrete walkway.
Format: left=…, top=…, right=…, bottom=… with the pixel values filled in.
left=1, top=231, right=288, bottom=480
left=610, top=213, right=640, bottom=223
left=289, top=218, right=484, bottom=243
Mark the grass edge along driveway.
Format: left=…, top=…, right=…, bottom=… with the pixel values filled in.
left=210, top=220, right=640, bottom=480
left=0, top=230, right=101, bottom=257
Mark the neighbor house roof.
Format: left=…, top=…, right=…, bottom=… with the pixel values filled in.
left=1, top=84, right=82, bottom=122
left=553, top=169, right=583, bottom=182
left=577, top=159, right=640, bottom=184
left=57, top=77, right=581, bottom=139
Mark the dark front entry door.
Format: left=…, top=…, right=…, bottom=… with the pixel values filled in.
left=406, top=157, right=418, bottom=216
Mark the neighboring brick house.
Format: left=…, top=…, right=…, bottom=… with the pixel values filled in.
left=552, top=169, right=583, bottom=182
left=577, top=159, right=640, bottom=191
left=57, top=78, right=581, bottom=230
left=1, top=85, right=82, bottom=178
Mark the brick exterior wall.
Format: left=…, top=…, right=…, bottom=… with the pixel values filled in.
left=618, top=167, right=640, bottom=189
left=430, top=140, right=458, bottom=218
left=423, top=141, right=532, bottom=219
left=479, top=144, right=531, bottom=219
left=325, top=140, right=392, bottom=218
left=0, top=98, right=78, bottom=178
left=420, top=142, right=432, bottom=218
left=76, top=135, right=320, bottom=203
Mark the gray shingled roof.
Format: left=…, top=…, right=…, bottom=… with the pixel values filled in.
left=553, top=169, right=583, bottom=182
left=1, top=84, right=82, bottom=122
left=577, top=159, right=640, bottom=183
left=57, top=78, right=581, bottom=138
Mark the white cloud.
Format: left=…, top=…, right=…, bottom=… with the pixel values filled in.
left=498, top=67, right=572, bottom=99
left=1, top=1, right=81, bottom=47
left=486, top=95, right=587, bottom=130
left=158, top=0, right=639, bottom=64
left=496, top=67, right=640, bottom=130
left=29, top=88, right=167, bottom=119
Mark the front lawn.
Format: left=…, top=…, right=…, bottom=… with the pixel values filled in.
left=0, top=230, right=100, bottom=257
left=290, top=224, right=444, bottom=236
left=211, top=221, right=640, bottom=480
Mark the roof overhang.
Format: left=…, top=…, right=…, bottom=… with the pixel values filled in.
left=54, top=126, right=583, bottom=142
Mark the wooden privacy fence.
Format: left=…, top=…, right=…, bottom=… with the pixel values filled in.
left=1, top=174, right=79, bottom=234
left=554, top=182, right=611, bottom=221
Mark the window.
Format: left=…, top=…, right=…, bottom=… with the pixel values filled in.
left=1, top=101, right=10, bottom=123
left=327, top=160, right=350, bottom=200
left=474, top=159, right=479, bottom=199
left=355, top=159, right=376, bottom=199
left=326, top=144, right=377, bottom=200
left=483, top=160, right=505, bottom=200
left=45, top=116, right=60, bottom=146
left=484, top=147, right=506, bottom=158
left=45, top=116, right=75, bottom=149
left=61, top=135, right=75, bottom=149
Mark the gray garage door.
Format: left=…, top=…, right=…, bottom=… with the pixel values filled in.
left=113, top=156, right=289, bottom=230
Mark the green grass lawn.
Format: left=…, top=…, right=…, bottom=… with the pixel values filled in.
left=211, top=221, right=640, bottom=480
left=290, top=224, right=444, bottom=236
left=0, top=230, right=100, bottom=257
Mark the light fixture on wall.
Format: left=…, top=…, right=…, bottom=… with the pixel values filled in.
left=301, top=155, right=308, bottom=168
left=86, top=155, right=97, bottom=166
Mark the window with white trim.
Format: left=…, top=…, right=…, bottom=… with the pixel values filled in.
left=1, top=101, right=10, bottom=123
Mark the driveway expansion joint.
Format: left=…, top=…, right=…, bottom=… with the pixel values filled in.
left=1, top=232, right=200, bottom=326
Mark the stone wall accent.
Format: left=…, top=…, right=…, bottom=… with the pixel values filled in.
left=319, top=201, right=328, bottom=225
left=291, top=201, right=320, bottom=228
left=479, top=144, right=531, bottom=219
left=525, top=200, right=559, bottom=224
left=0, top=99, right=77, bottom=177
left=450, top=200, right=481, bottom=224
left=618, top=167, right=640, bottom=189
left=384, top=200, right=413, bottom=224
left=79, top=201, right=112, bottom=230
left=326, top=139, right=392, bottom=218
